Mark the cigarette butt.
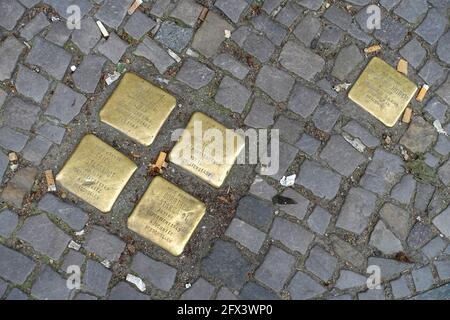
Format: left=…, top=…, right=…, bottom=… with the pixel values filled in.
left=128, top=0, right=143, bottom=15
left=402, top=107, right=412, bottom=123
left=8, top=152, right=18, bottom=162
left=45, top=170, right=57, bottom=192
left=397, top=59, right=408, bottom=75
left=96, top=20, right=109, bottom=38
left=364, top=45, right=382, bottom=54
left=155, top=152, right=167, bottom=170
left=416, top=84, right=429, bottom=102
left=199, top=7, right=209, bottom=21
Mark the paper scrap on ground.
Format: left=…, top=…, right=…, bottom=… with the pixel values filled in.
left=280, top=174, right=296, bottom=187
left=126, top=274, right=146, bottom=292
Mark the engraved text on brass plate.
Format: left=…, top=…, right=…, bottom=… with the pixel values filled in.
left=348, top=57, right=418, bottom=127
left=169, top=112, right=245, bottom=188
left=56, top=134, right=137, bottom=213
left=127, top=176, right=206, bottom=256
left=100, top=72, right=176, bottom=146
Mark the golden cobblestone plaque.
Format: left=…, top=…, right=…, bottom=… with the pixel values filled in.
left=349, top=57, right=418, bottom=127
left=127, top=176, right=206, bottom=256
left=100, top=73, right=176, bottom=146
left=169, top=112, right=245, bottom=188
left=56, top=134, right=137, bottom=213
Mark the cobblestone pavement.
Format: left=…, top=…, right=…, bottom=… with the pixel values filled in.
left=0, top=0, right=450, bottom=301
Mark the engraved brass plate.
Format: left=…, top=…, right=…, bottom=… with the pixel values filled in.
left=349, top=57, right=418, bottom=127
left=169, top=112, right=245, bottom=188
left=100, top=73, right=176, bottom=146
left=127, top=176, right=206, bottom=256
left=56, top=134, right=137, bottom=213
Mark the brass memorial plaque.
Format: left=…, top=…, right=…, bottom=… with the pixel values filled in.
left=100, top=73, right=176, bottom=146
left=127, top=176, right=206, bottom=256
left=349, top=57, right=418, bottom=127
left=56, top=134, right=137, bottom=213
left=169, top=112, right=245, bottom=188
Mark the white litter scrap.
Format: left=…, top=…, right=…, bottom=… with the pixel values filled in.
left=167, top=48, right=181, bottom=63
left=101, top=260, right=111, bottom=268
left=105, top=71, right=121, bottom=85
left=156, top=77, right=170, bottom=84
left=271, top=6, right=282, bottom=17
left=280, top=174, right=296, bottom=187
left=126, top=274, right=146, bottom=292
left=224, top=29, right=231, bottom=38
left=343, top=133, right=366, bottom=153
left=185, top=283, right=192, bottom=289
left=68, top=240, right=81, bottom=251
left=433, top=120, right=449, bottom=136
left=70, top=65, right=77, bottom=72
left=333, top=83, right=352, bottom=93
left=96, top=20, right=109, bottom=38
left=186, top=48, right=199, bottom=58
left=75, top=229, right=85, bottom=236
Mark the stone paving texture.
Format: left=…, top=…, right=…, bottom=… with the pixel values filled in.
left=0, top=0, right=449, bottom=301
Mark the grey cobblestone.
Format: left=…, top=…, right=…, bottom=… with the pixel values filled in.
left=15, top=65, right=50, bottom=103
left=83, top=259, right=112, bottom=297
left=95, top=0, right=133, bottom=29
left=26, top=37, right=71, bottom=80
left=297, top=160, right=342, bottom=200
left=22, top=136, right=52, bottom=164
left=225, top=218, right=266, bottom=253
left=320, top=135, right=366, bottom=176
left=38, top=194, right=88, bottom=231
left=201, top=240, right=252, bottom=291
left=155, top=21, right=193, bottom=53
left=109, top=282, right=150, bottom=300
left=232, top=27, right=275, bottom=63
left=124, top=11, right=156, bottom=40
left=45, top=83, right=87, bottom=124
left=17, top=214, right=71, bottom=260
left=0, top=210, right=19, bottom=238
left=31, top=266, right=71, bottom=300
left=280, top=41, right=325, bottom=81
left=131, top=252, right=177, bottom=291
left=255, top=246, right=295, bottom=292
left=0, top=36, right=26, bottom=81
left=170, top=0, right=203, bottom=27
left=305, top=246, right=337, bottom=282
left=180, top=278, right=215, bottom=300
left=336, top=187, right=377, bottom=235
left=0, top=0, right=25, bottom=31
left=176, top=58, right=215, bottom=89
left=270, top=217, right=314, bottom=254
left=96, top=33, right=128, bottom=64
left=213, top=53, right=249, bottom=80
left=0, top=244, right=36, bottom=285
left=134, top=37, right=176, bottom=74
left=288, top=271, right=325, bottom=300
left=3, top=97, right=40, bottom=131
left=0, top=127, right=29, bottom=152
left=236, top=196, right=274, bottom=231
left=256, top=65, right=294, bottom=102
left=215, top=76, right=251, bottom=113
left=279, top=188, right=310, bottom=220
left=84, top=226, right=125, bottom=262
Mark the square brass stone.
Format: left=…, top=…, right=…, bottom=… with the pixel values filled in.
left=56, top=134, right=137, bottom=213
left=349, top=57, right=418, bottom=127
left=99, top=72, right=176, bottom=146
left=169, top=112, right=245, bottom=188
left=127, top=176, right=206, bottom=256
